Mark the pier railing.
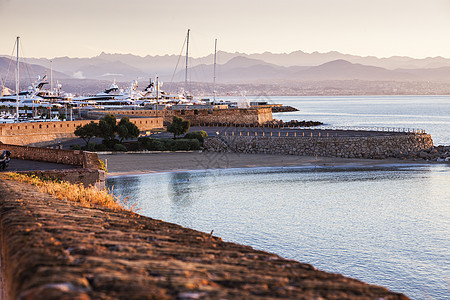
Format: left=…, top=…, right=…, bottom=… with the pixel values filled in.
left=215, top=126, right=426, bottom=138
left=196, top=122, right=425, bottom=135
left=292, top=126, right=426, bottom=134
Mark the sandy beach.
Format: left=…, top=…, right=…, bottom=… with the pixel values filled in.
left=100, top=151, right=429, bottom=177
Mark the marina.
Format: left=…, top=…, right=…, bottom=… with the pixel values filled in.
left=1, top=7, right=449, bottom=297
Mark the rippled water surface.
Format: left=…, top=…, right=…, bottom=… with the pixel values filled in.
left=108, top=165, right=450, bottom=299
left=243, top=95, right=450, bottom=145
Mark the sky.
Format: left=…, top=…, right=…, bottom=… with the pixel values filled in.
left=0, top=0, right=449, bottom=59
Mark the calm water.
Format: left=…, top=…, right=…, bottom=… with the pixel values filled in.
left=245, top=95, right=450, bottom=145
left=108, top=96, right=450, bottom=299
left=108, top=165, right=450, bottom=300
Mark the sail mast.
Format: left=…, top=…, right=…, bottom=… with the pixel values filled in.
left=50, top=60, right=53, bottom=92
left=16, top=36, right=19, bottom=122
left=184, top=29, right=190, bottom=98
left=213, top=38, right=217, bottom=102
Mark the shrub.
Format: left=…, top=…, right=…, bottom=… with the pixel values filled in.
left=122, top=141, right=139, bottom=151
left=86, top=142, right=96, bottom=152
left=95, top=143, right=108, bottom=151
left=173, top=139, right=200, bottom=151
left=70, top=144, right=82, bottom=150
left=6, top=173, right=126, bottom=210
left=161, top=138, right=175, bottom=150
left=102, top=138, right=120, bottom=149
left=138, top=137, right=153, bottom=150
left=151, top=139, right=167, bottom=151
left=138, top=138, right=200, bottom=151
left=184, top=130, right=208, bottom=143
left=113, top=144, right=127, bottom=152
left=98, top=158, right=107, bottom=173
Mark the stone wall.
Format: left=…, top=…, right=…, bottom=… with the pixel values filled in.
left=18, top=169, right=106, bottom=189
left=0, top=177, right=408, bottom=299
left=89, top=107, right=273, bottom=126
left=0, top=144, right=103, bottom=169
left=0, top=117, right=163, bottom=146
left=204, top=134, right=433, bottom=159
left=0, top=144, right=105, bottom=188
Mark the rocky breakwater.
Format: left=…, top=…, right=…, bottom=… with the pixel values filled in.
left=271, top=105, right=299, bottom=113
left=0, top=176, right=408, bottom=299
left=405, top=145, right=450, bottom=162
left=204, top=133, right=433, bottom=159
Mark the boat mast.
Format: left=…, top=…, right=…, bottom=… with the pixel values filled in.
left=213, top=38, right=217, bottom=102
left=50, top=60, right=53, bottom=92
left=184, top=29, right=190, bottom=98
left=15, top=36, right=19, bottom=122
left=156, top=75, right=159, bottom=115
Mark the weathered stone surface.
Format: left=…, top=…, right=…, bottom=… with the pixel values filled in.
left=0, top=144, right=102, bottom=169
left=406, top=145, right=450, bottom=162
left=204, top=134, right=433, bottom=160
left=0, top=177, right=408, bottom=299
left=89, top=107, right=273, bottom=126
left=0, top=118, right=163, bottom=146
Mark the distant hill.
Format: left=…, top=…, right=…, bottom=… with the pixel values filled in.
left=177, top=57, right=450, bottom=83
left=2, top=50, right=450, bottom=95
left=0, top=57, right=69, bottom=81
left=293, top=60, right=418, bottom=81
left=17, top=49, right=450, bottom=82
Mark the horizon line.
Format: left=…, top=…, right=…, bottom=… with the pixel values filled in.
left=1, top=49, right=449, bottom=61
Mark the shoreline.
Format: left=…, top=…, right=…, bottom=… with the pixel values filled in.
left=100, top=151, right=436, bottom=178
left=0, top=176, right=408, bottom=299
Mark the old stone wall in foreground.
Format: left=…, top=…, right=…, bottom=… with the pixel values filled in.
left=0, top=144, right=105, bottom=188
left=204, top=134, right=433, bottom=159
left=0, top=177, right=408, bottom=299
left=0, top=144, right=102, bottom=168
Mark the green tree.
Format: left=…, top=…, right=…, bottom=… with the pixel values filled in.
left=74, top=121, right=100, bottom=145
left=98, top=114, right=117, bottom=141
left=117, top=117, right=140, bottom=142
left=167, top=116, right=190, bottom=139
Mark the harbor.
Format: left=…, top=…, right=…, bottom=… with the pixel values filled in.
left=1, top=3, right=450, bottom=296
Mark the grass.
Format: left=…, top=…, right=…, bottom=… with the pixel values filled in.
left=6, top=172, right=132, bottom=211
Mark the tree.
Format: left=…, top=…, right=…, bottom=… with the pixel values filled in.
left=74, top=121, right=100, bottom=145
left=98, top=114, right=117, bottom=141
left=167, top=116, right=190, bottom=139
left=117, top=117, right=140, bottom=142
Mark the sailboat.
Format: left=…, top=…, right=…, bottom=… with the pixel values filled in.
left=209, top=39, right=249, bottom=109
left=0, top=38, right=63, bottom=114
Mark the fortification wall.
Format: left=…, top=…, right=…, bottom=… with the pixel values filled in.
left=204, top=134, right=433, bottom=159
left=0, top=178, right=407, bottom=299
left=0, top=144, right=105, bottom=188
left=0, top=117, right=163, bottom=146
left=89, top=107, right=273, bottom=126
left=0, top=144, right=102, bottom=169
left=18, top=169, right=106, bottom=189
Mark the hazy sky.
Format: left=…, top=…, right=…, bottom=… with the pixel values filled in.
left=1, top=0, right=449, bottom=59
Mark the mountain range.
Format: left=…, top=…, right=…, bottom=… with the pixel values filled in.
left=1, top=50, right=450, bottom=92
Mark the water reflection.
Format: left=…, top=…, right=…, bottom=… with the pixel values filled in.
left=108, top=176, right=141, bottom=208
left=106, top=165, right=449, bottom=299
left=168, top=172, right=194, bottom=207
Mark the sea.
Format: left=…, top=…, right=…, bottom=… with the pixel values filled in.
left=107, top=95, right=450, bottom=299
